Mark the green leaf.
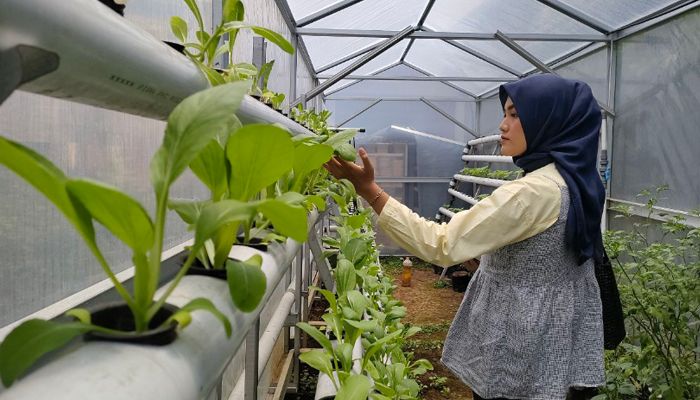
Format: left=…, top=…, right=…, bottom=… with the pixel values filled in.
left=170, top=16, right=188, bottom=43
left=323, top=129, right=357, bottom=149
left=65, top=308, right=91, bottom=324
left=293, top=143, right=333, bottom=180
left=299, top=349, right=334, bottom=377
left=313, top=287, right=337, bottom=313
left=183, top=0, right=204, bottom=32
left=345, top=319, right=377, bottom=331
left=227, top=124, right=294, bottom=201
left=178, top=297, right=232, bottom=337
left=222, top=0, right=244, bottom=22
left=232, top=62, right=258, bottom=77
left=168, top=309, right=193, bottom=328
left=200, top=63, right=227, bottom=86
left=345, top=290, right=369, bottom=316
left=151, top=82, right=248, bottom=197
left=251, top=26, right=294, bottom=54
left=257, top=199, right=308, bottom=242
left=0, top=320, right=93, bottom=387
left=275, top=191, right=306, bottom=205
left=189, top=139, right=229, bottom=200
left=66, top=179, right=154, bottom=254
left=296, top=322, right=333, bottom=353
left=345, top=215, right=366, bottom=230
left=336, top=342, right=354, bottom=371
left=335, top=143, right=357, bottom=162
left=223, top=22, right=294, bottom=54
left=305, top=195, right=327, bottom=211
left=226, top=255, right=266, bottom=312
left=168, top=198, right=210, bottom=225
left=257, top=60, right=275, bottom=91
left=343, top=238, right=368, bottom=265
left=335, top=259, right=357, bottom=296
left=194, top=200, right=256, bottom=247
left=336, top=374, right=372, bottom=400
left=0, top=136, right=96, bottom=249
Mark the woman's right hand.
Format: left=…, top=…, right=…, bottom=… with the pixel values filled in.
left=323, top=147, right=377, bottom=198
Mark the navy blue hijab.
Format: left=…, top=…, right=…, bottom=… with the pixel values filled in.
left=499, top=74, right=605, bottom=265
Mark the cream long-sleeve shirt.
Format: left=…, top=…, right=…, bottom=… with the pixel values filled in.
left=377, top=163, right=566, bottom=267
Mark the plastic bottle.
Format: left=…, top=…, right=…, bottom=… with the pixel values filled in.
left=401, top=257, right=413, bottom=287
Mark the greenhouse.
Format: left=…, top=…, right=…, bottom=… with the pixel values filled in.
left=0, top=0, right=698, bottom=399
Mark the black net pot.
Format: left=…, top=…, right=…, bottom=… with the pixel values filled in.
left=84, top=302, right=179, bottom=346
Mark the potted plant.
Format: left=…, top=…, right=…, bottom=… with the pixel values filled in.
left=0, top=82, right=254, bottom=387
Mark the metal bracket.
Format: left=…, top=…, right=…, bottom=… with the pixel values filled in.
left=308, top=226, right=335, bottom=292
left=0, top=45, right=59, bottom=105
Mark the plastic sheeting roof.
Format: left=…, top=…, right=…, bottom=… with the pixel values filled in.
left=283, top=0, right=685, bottom=98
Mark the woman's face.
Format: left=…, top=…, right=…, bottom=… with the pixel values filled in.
left=499, top=97, right=527, bottom=157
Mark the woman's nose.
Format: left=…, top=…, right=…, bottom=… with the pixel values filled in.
left=499, top=120, right=508, bottom=132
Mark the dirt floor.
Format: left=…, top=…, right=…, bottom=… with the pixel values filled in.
left=382, top=256, right=475, bottom=400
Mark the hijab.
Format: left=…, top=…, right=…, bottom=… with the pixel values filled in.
left=499, top=74, right=605, bottom=265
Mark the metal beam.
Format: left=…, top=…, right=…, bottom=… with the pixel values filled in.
left=495, top=30, right=555, bottom=74
left=420, top=97, right=478, bottom=137
left=400, top=0, right=437, bottom=62
left=325, top=96, right=476, bottom=102
left=274, top=0, right=316, bottom=78
left=412, top=27, right=523, bottom=77
left=296, top=28, right=608, bottom=42
left=403, top=62, right=477, bottom=99
left=534, top=0, right=614, bottom=33
left=303, top=26, right=415, bottom=101
left=321, top=61, right=400, bottom=97
left=316, top=43, right=379, bottom=73
left=492, top=31, right=614, bottom=116
left=611, top=0, right=698, bottom=41
left=316, top=75, right=517, bottom=82
left=336, top=99, right=382, bottom=126
left=297, top=0, right=365, bottom=27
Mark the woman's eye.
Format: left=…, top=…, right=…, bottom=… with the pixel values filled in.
left=510, top=113, right=518, bottom=118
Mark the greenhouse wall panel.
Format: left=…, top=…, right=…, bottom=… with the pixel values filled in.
left=611, top=9, right=700, bottom=211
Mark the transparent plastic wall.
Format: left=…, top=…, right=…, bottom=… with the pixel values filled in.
left=610, top=8, right=700, bottom=212
left=0, top=0, right=314, bottom=328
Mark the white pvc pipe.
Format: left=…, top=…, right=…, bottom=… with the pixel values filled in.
left=448, top=189, right=477, bottom=205
left=467, top=134, right=501, bottom=146
left=461, top=155, right=513, bottom=164
left=0, top=0, right=315, bottom=137
left=438, top=207, right=455, bottom=219
left=0, top=213, right=319, bottom=400
left=228, top=282, right=296, bottom=400
left=453, top=174, right=507, bottom=187
left=314, top=338, right=363, bottom=400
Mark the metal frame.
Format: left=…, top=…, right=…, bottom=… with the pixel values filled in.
left=317, top=75, right=517, bottom=82
left=403, top=62, right=478, bottom=98
left=296, top=0, right=365, bottom=28
left=400, top=0, right=436, bottom=62
left=420, top=97, right=478, bottom=137
left=302, top=26, right=416, bottom=102
left=273, top=0, right=317, bottom=79
left=336, top=99, right=382, bottom=126
left=534, top=0, right=614, bottom=33
left=316, top=42, right=381, bottom=74
left=322, top=61, right=401, bottom=97
left=325, top=96, right=476, bottom=102
left=295, top=28, right=609, bottom=42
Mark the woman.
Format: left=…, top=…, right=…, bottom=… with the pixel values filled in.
left=324, top=74, right=605, bottom=400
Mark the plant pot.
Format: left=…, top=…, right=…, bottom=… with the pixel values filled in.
left=451, top=271, right=472, bottom=293
left=180, top=253, right=243, bottom=281
left=236, top=235, right=269, bottom=252
left=97, top=0, right=125, bottom=16
left=163, top=40, right=185, bottom=55
left=84, top=302, right=179, bottom=345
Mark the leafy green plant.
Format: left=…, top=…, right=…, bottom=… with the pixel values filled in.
left=432, top=279, right=449, bottom=289
left=460, top=166, right=490, bottom=177
left=170, top=0, right=294, bottom=85
left=598, top=187, right=700, bottom=400
left=0, top=82, right=252, bottom=387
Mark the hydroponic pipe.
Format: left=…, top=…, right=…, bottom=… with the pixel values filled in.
left=228, top=281, right=296, bottom=400
left=0, top=0, right=315, bottom=137
left=461, top=155, right=513, bottom=164
left=453, top=174, right=507, bottom=187
left=467, top=134, right=502, bottom=146
left=448, top=189, right=477, bottom=206
left=439, top=207, right=455, bottom=219
left=0, top=212, right=320, bottom=400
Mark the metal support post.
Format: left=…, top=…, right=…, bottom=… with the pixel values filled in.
left=475, top=100, right=481, bottom=136
left=322, top=61, right=400, bottom=98
left=292, top=247, right=303, bottom=391
left=252, top=37, right=267, bottom=89
left=317, top=43, right=380, bottom=73
left=244, top=317, right=261, bottom=400
left=308, top=227, right=334, bottom=291
left=302, top=26, right=416, bottom=101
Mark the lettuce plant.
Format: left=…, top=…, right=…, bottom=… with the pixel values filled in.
left=0, top=82, right=252, bottom=387
left=170, top=0, right=294, bottom=85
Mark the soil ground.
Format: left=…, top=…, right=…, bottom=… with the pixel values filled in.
left=382, top=256, right=474, bottom=400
